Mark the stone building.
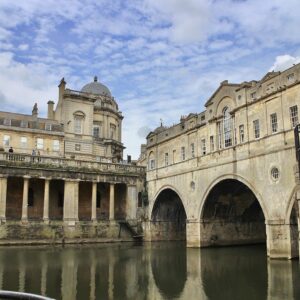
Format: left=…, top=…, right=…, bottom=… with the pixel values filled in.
left=144, top=63, right=300, bottom=259
left=0, top=77, right=145, bottom=243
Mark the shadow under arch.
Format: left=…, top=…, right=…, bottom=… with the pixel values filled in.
left=200, top=176, right=266, bottom=247
left=150, top=187, right=187, bottom=241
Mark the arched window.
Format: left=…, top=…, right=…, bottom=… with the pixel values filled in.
left=223, top=107, right=232, bottom=147
left=148, top=151, right=155, bottom=170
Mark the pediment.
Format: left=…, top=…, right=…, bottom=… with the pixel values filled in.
left=260, top=71, right=280, bottom=83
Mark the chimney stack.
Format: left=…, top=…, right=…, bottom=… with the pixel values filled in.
left=32, top=103, right=38, bottom=119
left=47, top=100, right=55, bottom=119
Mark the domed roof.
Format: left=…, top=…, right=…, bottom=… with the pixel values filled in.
left=81, top=76, right=111, bottom=97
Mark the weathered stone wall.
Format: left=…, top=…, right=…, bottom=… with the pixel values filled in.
left=0, top=221, right=133, bottom=244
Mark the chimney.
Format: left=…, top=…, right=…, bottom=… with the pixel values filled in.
left=58, top=77, right=66, bottom=103
left=32, top=103, right=38, bottom=119
left=47, top=100, right=55, bottom=119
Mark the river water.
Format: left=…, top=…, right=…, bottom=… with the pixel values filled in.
left=0, top=242, right=299, bottom=300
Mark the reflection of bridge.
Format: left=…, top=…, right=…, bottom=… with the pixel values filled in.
left=0, top=245, right=298, bottom=299
left=144, top=64, right=300, bottom=259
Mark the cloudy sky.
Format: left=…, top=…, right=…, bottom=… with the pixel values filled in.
left=0, top=0, right=300, bottom=158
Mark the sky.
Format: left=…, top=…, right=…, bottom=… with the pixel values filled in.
left=0, top=0, right=300, bottom=159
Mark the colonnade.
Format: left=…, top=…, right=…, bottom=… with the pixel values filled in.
left=0, top=174, right=138, bottom=223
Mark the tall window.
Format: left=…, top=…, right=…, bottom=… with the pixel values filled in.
left=201, top=139, right=206, bottom=155
left=20, top=137, right=27, bottom=149
left=173, top=150, right=176, bottom=164
left=93, top=126, right=100, bottom=137
left=223, top=107, right=232, bottom=147
left=3, top=135, right=10, bottom=146
left=110, top=124, right=116, bottom=139
left=253, top=120, right=260, bottom=139
left=165, top=153, right=169, bottom=166
left=217, top=122, right=222, bottom=149
left=53, top=140, right=60, bottom=152
left=290, top=105, right=298, bottom=128
left=37, top=138, right=44, bottom=150
left=148, top=152, right=155, bottom=170
left=239, top=125, right=244, bottom=143
left=210, top=136, right=214, bottom=152
left=74, top=117, right=83, bottom=134
left=181, top=147, right=185, bottom=161
left=191, top=143, right=195, bottom=158
left=270, top=113, right=278, bottom=133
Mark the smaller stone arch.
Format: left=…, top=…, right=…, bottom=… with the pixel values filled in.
left=150, top=186, right=187, bottom=241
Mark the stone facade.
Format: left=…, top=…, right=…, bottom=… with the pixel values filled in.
left=0, top=77, right=146, bottom=243
left=144, top=63, right=300, bottom=259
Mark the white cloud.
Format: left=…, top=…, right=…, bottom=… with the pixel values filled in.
left=269, top=55, right=300, bottom=72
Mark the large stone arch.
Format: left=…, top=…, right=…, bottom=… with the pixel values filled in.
left=198, top=174, right=269, bottom=221
left=150, top=186, right=187, bottom=241
left=199, top=174, right=267, bottom=247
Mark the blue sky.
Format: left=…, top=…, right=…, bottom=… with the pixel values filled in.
left=0, top=0, right=300, bottom=158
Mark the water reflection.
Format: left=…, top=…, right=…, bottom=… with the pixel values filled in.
left=0, top=243, right=299, bottom=300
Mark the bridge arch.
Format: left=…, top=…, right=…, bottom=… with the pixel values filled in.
left=150, top=186, right=187, bottom=241
left=199, top=174, right=267, bottom=247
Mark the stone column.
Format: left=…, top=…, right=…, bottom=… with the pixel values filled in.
left=186, top=219, right=201, bottom=248
left=43, top=178, right=50, bottom=223
left=91, top=181, right=97, bottom=222
left=0, top=175, right=7, bottom=222
left=21, top=176, right=30, bottom=222
left=109, top=183, right=115, bottom=221
left=266, top=220, right=297, bottom=259
left=40, top=254, right=48, bottom=296
left=126, top=185, right=137, bottom=220
left=61, top=250, right=77, bottom=300
left=63, top=179, right=79, bottom=225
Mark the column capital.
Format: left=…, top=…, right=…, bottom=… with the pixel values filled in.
left=23, top=175, right=31, bottom=180
left=40, top=177, right=52, bottom=181
left=63, top=178, right=80, bottom=183
left=0, top=175, right=8, bottom=179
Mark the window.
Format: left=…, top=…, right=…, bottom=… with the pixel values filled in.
left=165, top=153, right=169, bottom=166
left=75, top=144, right=81, bottom=151
left=53, top=140, right=59, bottom=152
left=217, top=122, right=222, bottom=149
left=74, top=117, right=83, bottom=134
left=45, top=123, right=52, bottom=131
left=290, top=105, right=298, bottom=128
left=239, top=125, right=244, bottom=143
left=253, top=120, right=260, bottom=139
left=223, top=107, right=232, bottom=147
left=3, top=119, right=11, bottom=126
left=238, top=95, right=242, bottom=100
left=270, top=113, right=278, bottom=133
left=36, top=138, right=44, bottom=150
left=173, top=150, right=176, bottom=164
left=201, top=115, right=205, bottom=122
left=181, top=147, right=185, bottom=161
left=210, top=136, right=214, bottom=152
left=93, top=126, right=100, bottom=137
left=3, top=135, right=10, bottom=146
left=110, top=124, right=116, bottom=139
left=201, top=139, right=206, bottom=155
left=191, top=143, right=195, bottom=158
left=251, top=92, right=256, bottom=100
left=20, top=137, right=27, bottom=149
left=287, top=73, right=295, bottom=82
left=20, top=120, right=28, bottom=128
left=271, top=167, right=279, bottom=181
left=150, top=159, right=155, bottom=169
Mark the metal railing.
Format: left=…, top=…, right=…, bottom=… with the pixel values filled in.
left=0, top=153, right=145, bottom=175
left=0, top=290, right=55, bottom=300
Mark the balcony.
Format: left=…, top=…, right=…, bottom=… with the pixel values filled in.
left=0, top=153, right=145, bottom=176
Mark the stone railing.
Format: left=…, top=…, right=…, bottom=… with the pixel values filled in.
left=0, top=153, right=145, bottom=175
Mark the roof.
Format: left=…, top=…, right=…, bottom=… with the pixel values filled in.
left=81, top=76, right=112, bottom=97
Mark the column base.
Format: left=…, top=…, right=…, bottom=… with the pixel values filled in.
left=266, top=221, right=299, bottom=259
left=0, top=218, right=6, bottom=224
left=186, top=219, right=201, bottom=248
left=43, top=218, right=50, bottom=224
left=63, top=219, right=78, bottom=226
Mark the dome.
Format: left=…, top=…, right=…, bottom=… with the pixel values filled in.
left=81, top=76, right=112, bottom=97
